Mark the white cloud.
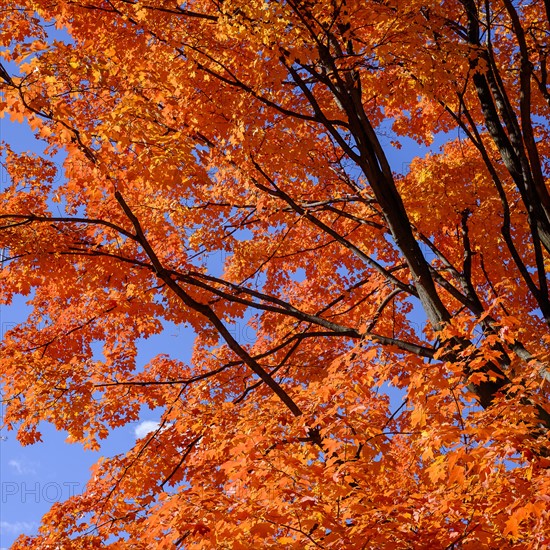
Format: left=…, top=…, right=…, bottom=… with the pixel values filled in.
left=0, top=520, right=37, bottom=534
left=8, top=459, right=37, bottom=475
left=134, top=420, right=161, bottom=439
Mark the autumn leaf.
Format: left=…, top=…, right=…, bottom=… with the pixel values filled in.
left=0, top=0, right=549, bottom=547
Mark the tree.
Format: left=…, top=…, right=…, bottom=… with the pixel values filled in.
left=0, top=0, right=549, bottom=546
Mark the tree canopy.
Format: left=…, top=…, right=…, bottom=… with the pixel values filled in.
left=1, top=0, right=550, bottom=547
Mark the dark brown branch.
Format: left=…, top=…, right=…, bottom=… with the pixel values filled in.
left=161, top=434, right=203, bottom=488
left=114, top=190, right=304, bottom=417
left=250, top=158, right=416, bottom=296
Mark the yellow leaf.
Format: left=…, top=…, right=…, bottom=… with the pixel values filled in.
left=411, top=405, right=426, bottom=428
